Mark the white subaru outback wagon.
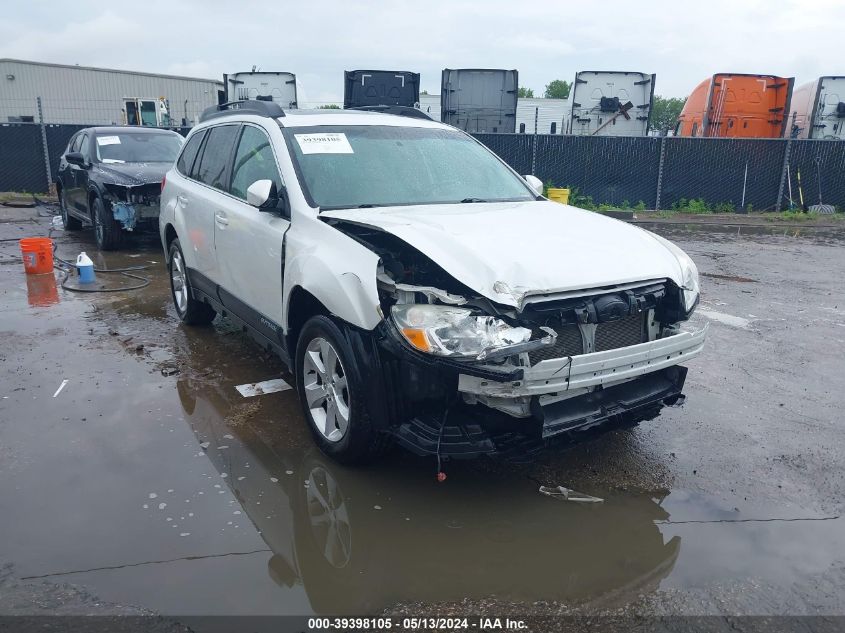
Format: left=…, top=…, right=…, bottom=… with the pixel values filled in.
left=160, top=101, right=706, bottom=464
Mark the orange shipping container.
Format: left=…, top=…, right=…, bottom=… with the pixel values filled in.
left=676, top=74, right=794, bottom=138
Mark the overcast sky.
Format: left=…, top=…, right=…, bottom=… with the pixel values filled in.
left=2, top=0, right=842, bottom=106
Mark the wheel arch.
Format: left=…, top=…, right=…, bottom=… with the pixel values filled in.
left=163, top=224, right=178, bottom=262
left=87, top=186, right=101, bottom=220
left=285, top=286, right=331, bottom=358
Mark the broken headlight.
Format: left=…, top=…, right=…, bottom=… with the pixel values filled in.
left=648, top=231, right=700, bottom=313
left=390, top=304, right=531, bottom=359
left=679, top=253, right=700, bottom=312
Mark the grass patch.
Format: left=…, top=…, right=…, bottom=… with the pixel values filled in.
left=669, top=198, right=737, bottom=214
left=764, top=210, right=845, bottom=222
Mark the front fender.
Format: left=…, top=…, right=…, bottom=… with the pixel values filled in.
left=283, top=216, right=382, bottom=331
left=87, top=182, right=105, bottom=205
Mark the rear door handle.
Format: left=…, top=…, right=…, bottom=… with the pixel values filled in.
left=176, top=194, right=188, bottom=205
left=215, top=212, right=229, bottom=226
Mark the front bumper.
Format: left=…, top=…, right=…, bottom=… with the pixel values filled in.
left=393, top=365, right=688, bottom=459
left=372, top=320, right=706, bottom=459
left=457, top=324, right=707, bottom=399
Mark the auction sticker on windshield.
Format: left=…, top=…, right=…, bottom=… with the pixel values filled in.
left=97, top=136, right=121, bottom=145
left=294, top=132, right=354, bottom=155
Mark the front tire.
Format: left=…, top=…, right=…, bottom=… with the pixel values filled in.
left=168, top=238, right=216, bottom=326
left=59, top=188, right=82, bottom=230
left=93, top=196, right=123, bottom=251
left=295, top=316, right=388, bottom=465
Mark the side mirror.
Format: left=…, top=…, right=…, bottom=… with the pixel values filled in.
left=246, top=179, right=289, bottom=217
left=247, top=179, right=277, bottom=209
left=524, top=175, right=543, bottom=196
left=66, top=152, right=87, bottom=167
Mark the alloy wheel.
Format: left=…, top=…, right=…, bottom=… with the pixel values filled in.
left=94, top=208, right=104, bottom=246
left=302, top=337, right=350, bottom=443
left=170, top=249, right=189, bottom=314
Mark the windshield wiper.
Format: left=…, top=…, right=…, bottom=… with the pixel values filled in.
left=460, top=198, right=487, bottom=203
left=357, top=204, right=376, bottom=208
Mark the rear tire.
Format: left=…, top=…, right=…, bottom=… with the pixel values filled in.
left=93, top=196, right=124, bottom=251
left=59, top=188, right=82, bottom=230
left=295, top=316, right=389, bottom=465
left=168, top=238, right=216, bottom=326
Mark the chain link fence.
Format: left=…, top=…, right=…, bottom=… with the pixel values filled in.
left=476, top=133, right=845, bottom=212
left=534, top=135, right=662, bottom=209
left=1, top=96, right=193, bottom=194
left=659, top=137, right=788, bottom=211
left=785, top=140, right=845, bottom=210
left=0, top=122, right=190, bottom=194
left=0, top=124, right=46, bottom=193
left=0, top=96, right=213, bottom=194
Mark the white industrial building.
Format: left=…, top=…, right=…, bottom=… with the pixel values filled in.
left=0, top=58, right=223, bottom=126
left=418, top=93, right=570, bottom=134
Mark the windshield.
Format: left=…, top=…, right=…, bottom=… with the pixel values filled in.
left=283, top=125, right=535, bottom=209
left=94, top=132, right=183, bottom=164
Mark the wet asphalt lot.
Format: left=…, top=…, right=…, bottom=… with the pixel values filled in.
left=0, top=208, right=844, bottom=623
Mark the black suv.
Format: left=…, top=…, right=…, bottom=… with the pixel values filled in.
left=56, top=126, right=183, bottom=250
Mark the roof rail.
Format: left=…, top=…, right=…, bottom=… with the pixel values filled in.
left=199, top=100, right=285, bottom=123
left=347, top=105, right=432, bottom=120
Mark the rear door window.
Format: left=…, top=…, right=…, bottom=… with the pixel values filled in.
left=177, top=130, right=206, bottom=177
left=229, top=126, right=283, bottom=200
left=194, top=125, right=239, bottom=190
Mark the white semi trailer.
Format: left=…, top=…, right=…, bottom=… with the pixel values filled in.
left=567, top=71, right=656, bottom=137
left=224, top=71, right=298, bottom=109
left=786, top=76, right=845, bottom=139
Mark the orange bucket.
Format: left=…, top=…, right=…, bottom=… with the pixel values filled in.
left=19, top=237, right=54, bottom=275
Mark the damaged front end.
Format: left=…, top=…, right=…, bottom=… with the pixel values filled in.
left=330, top=220, right=707, bottom=460
left=102, top=182, right=162, bottom=231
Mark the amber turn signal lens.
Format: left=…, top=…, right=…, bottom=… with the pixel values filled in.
left=401, top=328, right=431, bottom=352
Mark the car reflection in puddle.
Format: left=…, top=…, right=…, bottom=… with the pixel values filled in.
left=175, top=373, right=681, bottom=614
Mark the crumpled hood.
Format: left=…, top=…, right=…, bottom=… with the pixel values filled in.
left=95, top=162, right=169, bottom=187
left=323, top=200, right=686, bottom=308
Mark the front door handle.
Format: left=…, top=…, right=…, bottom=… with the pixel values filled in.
left=215, top=212, right=229, bottom=226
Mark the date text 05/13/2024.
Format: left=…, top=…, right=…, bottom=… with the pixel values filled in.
left=307, top=617, right=528, bottom=630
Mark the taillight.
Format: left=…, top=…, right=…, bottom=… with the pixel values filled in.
left=161, top=174, right=167, bottom=192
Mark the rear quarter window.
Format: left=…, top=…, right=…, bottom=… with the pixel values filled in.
left=177, top=130, right=205, bottom=177
left=194, top=125, right=240, bottom=190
